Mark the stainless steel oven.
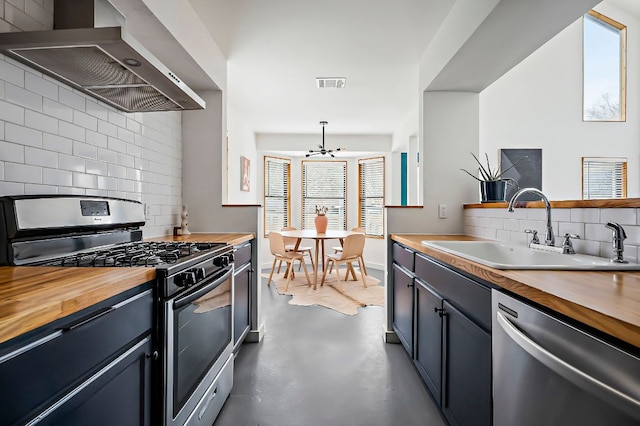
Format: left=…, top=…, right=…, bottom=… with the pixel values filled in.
left=162, top=258, right=234, bottom=426
left=0, top=195, right=236, bottom=426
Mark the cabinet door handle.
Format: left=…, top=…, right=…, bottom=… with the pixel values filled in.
left=434, top=307, right=447, bottom=318
left=407, top=282, right=414, bottom=288
left=442, top=309, right=449, bottom=408
left=62, top=307, right=116, bottom=331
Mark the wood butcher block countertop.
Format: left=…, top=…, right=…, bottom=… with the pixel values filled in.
left=0, top=233, right=254, bottom=345
left=392, top=234, right=640, bottom=349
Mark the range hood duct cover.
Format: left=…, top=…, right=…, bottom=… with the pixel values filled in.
left=0, top=0, right=205, bottom=112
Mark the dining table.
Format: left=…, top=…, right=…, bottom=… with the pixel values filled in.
left=280, top=229, right=360, bottom=289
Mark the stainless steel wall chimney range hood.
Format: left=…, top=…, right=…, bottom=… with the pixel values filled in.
left=0, top=0, right=205, bottom=113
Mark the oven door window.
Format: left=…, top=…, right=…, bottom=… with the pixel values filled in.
left=173, top=269, right=232, bottom=415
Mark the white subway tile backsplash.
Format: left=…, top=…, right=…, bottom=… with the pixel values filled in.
left=601, top=208, right=636, bottom=226
left=0, top=162, right=3, bottom=180
left=6, top=122, right=41, bottom=147
left=557, top=222, right=584, bottom=238
left=108, top=110, right=127, bottom=128
left=42, top=168, right=72, bottom=186
left=552, top=209, right=570, bottom=222
left=97, top=175, right=118, bottom=191
left=0, top=141, right=24, bottom=162
left=59, top=121, right=85, bottom=142
left=42, top=133, right=72, bottom=154
left=72, top=172, right=97, bottom=189
left=5, top=3, right=46, bottom=31
left=0, top=59, right=25, bottom=87
left=504, top=218, right=518, bottom=231
left=108, top=136, right=127, bottom=154
left=573, top=239, right=600, bottom=256
left=118, top=179, right=134, bottom=192
left=25, top=109, right=57, bottom=134
left=85, top=160, right=107, bottom=176
left=58, top=153, right=85, bottom=172
left=127, top=168, right=141, bottom=181
left=117, top=153, right=134, bottom=168
left=570, top=208, right=599, bottom=224
left=59, top=87, right=85, bottom=111
left=5, top=162, right=41, bottom=183
left=72, top=141, right=97, bottom=160
left=97, top=147, right=118, bottom=164
left=126, top=143, right=142, bottom=158
left=85, top=130, right=107, bottom=148
left=73, top=110, right=97, bottom=131
left=623, top=226, right=640, bottom=246
left=25, top=183, right=56, bottom=194
left=582, top=223, right=612, bottom=243
left=5, top=83, right=42, bottom=111
left=25, top=146, right=57, bottom=168
left=98, top=119, right=118, bottom=137
left=86, top=189, right=109, bottom=197
left=126, top=118, right=141, bottom=134
left=86, top=101, right=109, bottom=121
left=58, top=186, right=85, bottom=195
left=0, top=181, right=24, bottom=194
left=118, top=127, right=135, bottom=144
left=489, top=218, right=504, bottom=229
left=43, top=98, right=73, bottom=121
left=7, top=0, right=26, bottom=11
left=0, top=98, right=24, bottom=124
left=25, top=72, right=57, bottom=100
left=108, top=163, right=127, bottom=179
left=25, top=0, right=52, bottom=27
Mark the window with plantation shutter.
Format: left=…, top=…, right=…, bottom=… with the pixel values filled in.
left=302, top=161, right=347, bottom=231
left=359, top=157, right=385, bottom=237
left=582, top=157, right=627, bottom=199
left=264, top=156, right=290, bottom=236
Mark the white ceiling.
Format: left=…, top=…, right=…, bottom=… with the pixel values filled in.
left=187, top=0, right=454, bottom=136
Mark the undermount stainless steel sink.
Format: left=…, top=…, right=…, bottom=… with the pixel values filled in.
left=421, top=240, right=640, bottom=270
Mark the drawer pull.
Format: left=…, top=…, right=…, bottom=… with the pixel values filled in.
left=62, top=307, right=116, bottom=331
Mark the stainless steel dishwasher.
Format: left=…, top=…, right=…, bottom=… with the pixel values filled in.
left=492, top=290, right=640, bottom=426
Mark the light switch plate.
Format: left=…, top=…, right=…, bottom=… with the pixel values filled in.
left=438, top=204, right=447, bottom=219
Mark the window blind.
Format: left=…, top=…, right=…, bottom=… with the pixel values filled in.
left=264, top=156, right=290, bottom=235
left=582, top=157, right=627, bottom=199
left=302, top=161, right=347, bottom=230
left=359, top=157, right=385, bottom=236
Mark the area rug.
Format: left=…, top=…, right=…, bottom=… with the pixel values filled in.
left=262, top=268, right=384, bottom=316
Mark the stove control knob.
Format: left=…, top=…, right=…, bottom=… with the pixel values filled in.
left=175, top=271, right=197, bottom=287
left=213, top=255, right=230, bottom=268
left=194, top=267, right=206, bottom=280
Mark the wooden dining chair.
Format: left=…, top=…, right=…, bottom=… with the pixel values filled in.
left=330, top=227, right=368, bottom=276
left=320, top=233, right=366, bottom=292
left=267, top=232, right=311, bottom=291
left=281, top=226, right=315, bottom=272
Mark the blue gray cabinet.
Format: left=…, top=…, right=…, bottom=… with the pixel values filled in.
left=0, top=284, right=154, bottom=426
left=391, top=242, right=492, bottom=426
left=233, top=241, right=253, bottom=350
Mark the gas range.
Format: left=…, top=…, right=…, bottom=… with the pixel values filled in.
left=0, top=195, right=233, bottom=298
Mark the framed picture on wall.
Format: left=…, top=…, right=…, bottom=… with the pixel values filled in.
left=500, top=149, right=542, bottom=201
left=241, top=156, right=250, bottom=191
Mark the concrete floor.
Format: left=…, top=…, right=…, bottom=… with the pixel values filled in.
left=213, top=268, right=446, bottom=426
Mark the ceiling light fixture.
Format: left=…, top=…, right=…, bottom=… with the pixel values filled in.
left=316, top=77, right=346, bottom=88
left=306, top=121, right=343, bottom=158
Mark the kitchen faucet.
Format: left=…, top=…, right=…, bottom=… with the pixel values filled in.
left=605, top=222, right=628, bottom=263
left=507, top=188, right=555, bottom=246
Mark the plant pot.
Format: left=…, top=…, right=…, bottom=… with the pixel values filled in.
left=480, top=180, right=508, bottom=203
left=314, top=214, right=328, bottom=233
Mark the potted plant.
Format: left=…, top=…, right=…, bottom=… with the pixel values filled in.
left=461, top=153, right=526, bottom=203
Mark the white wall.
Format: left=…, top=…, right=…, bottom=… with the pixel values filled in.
left=226, top=101, right=258, bottom=204
left=480, top=2, right=640, bottom=200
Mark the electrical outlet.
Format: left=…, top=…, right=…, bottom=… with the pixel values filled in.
left=438, top=204, right=447, bottom=219
left=144, top=203, right=151, bottom=220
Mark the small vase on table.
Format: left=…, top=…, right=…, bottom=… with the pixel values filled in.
left=315, top=214, right=328, bottom=234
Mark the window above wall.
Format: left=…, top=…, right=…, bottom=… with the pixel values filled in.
left=583, top=10, right=626, bottom=122
left=582, top=157, right=627, bottom=199
left=264, top=156, right=290, bottom=236
left=359, top=157, right=385, bottom=237
left=302, top=161, right=347, bottom=231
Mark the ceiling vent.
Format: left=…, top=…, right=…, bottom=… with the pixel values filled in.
left=316, top=77, right=346, bottom=89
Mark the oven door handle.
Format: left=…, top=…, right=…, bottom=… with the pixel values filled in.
left=173, top=266, right=233, bottom=309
